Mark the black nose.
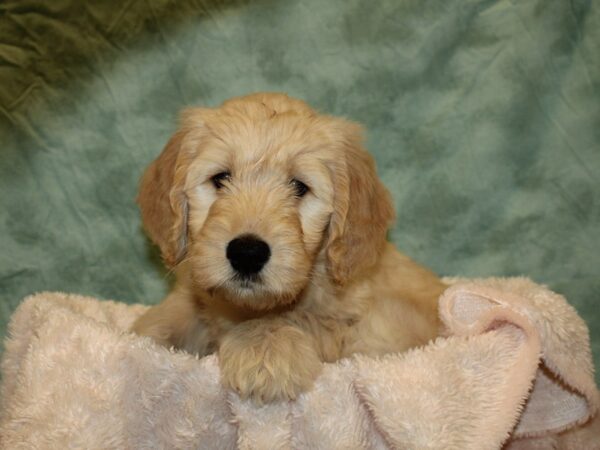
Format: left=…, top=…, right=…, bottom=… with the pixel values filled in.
left=226, top=234, right=271, bottom=277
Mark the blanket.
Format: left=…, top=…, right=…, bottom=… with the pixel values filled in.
left=1, top=277, right=598, bottom=449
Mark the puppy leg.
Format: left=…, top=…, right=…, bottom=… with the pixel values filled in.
left=219, top=318, right=322, bottom=403
left=132, top=293, right=213, bottom=356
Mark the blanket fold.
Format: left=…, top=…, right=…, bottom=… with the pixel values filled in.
left=1, top=278, right=598, bottom=449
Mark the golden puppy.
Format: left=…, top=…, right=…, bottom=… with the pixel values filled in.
left=132, top=93, right=446, bottom=403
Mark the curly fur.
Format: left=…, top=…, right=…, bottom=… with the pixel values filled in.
left=132, top=93, right=447, bottom=403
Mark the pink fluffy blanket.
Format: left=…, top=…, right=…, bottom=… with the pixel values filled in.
left=1, top=277, right=599, bottom=449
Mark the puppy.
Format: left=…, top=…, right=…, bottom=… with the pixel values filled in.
left=132, top=93, right=447, bottom=403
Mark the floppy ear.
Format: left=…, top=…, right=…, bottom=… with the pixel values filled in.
left=326, top=123, right=395, bottom=285
left=137, top=110, right=207, bottom=267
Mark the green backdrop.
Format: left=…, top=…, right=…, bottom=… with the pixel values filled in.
left=1, top=0, right=599, bottom=383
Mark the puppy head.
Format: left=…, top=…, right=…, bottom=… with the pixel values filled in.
left=138, top=93, right=394, bottom=309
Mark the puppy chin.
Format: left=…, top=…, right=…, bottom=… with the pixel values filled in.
left=190, top=256, right=309, bottom=311
left=191, top=268, right=301, bottom=311
left=213, top=279, right=299, bottom=311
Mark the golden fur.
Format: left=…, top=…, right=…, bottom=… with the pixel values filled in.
left=132, top=93, right=447, bottom=403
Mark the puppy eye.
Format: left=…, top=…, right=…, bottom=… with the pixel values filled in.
left=211, top=171, right=231, bottom=189
left=290, top=178, right=309, bottom=197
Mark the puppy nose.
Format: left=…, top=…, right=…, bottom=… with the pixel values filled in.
left=226, top=234, right=271, bottom=276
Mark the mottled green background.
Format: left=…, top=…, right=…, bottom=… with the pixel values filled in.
left=0, top=0, right=598, bottom=383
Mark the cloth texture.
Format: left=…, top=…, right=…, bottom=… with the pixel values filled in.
left=1, top=278, right=598, bottom=449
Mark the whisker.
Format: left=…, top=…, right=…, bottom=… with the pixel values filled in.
left=162, top=255, right=194, bottom=280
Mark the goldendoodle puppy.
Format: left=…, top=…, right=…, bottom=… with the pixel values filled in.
left=133, top=93, right=447, bottom=403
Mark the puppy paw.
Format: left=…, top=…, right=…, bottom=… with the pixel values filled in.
left=218, top=320, right=322, bottom=404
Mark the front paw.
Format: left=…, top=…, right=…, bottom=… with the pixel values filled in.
left=219, top=320, right=322, bottom=404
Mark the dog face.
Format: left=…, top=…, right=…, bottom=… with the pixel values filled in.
left=138, top=93, right=394, bottom=310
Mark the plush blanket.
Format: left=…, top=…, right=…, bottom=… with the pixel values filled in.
left=1, top=277, right=598, bottom=449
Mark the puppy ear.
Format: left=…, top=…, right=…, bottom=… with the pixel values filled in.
left=137, top=109, right=207, bottom=267
left=326, top=123, right=395, bottom=285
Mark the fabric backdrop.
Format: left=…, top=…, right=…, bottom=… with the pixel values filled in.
left=1, top=0, right=598, bottom=383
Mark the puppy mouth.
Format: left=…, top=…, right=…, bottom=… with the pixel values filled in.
left=204, top=273, right=265, bottom=296
left=232, top=273, right=262, bottom=290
